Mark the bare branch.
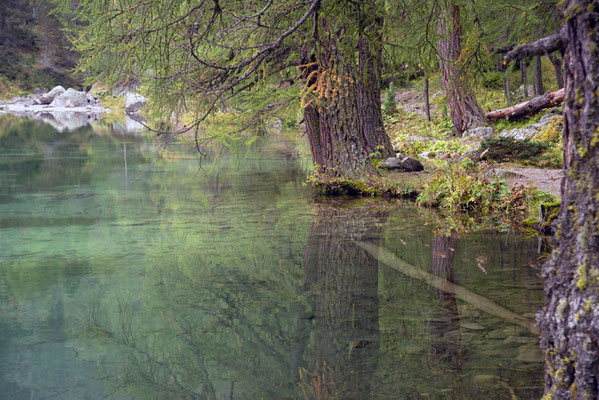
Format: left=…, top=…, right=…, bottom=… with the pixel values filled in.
left=503, top=25, right=566, bottom=67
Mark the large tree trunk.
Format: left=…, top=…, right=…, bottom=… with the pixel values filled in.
left=303, top=2, right=393, bottom=179
left=357, top=5, right=394, bottom=160
left=538, top=1, right=599, bottom=398
left=437, top=3, right=486, bottom=136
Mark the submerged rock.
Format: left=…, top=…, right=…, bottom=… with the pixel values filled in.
left=517, top=344, right=543, bottom=363
left=461, top=322, right=485, bottom=330
left=380, top=155, right=423, bottom=172
left=472, top=375, right=501, bottom=385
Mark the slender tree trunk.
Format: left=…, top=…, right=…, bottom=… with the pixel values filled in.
left=535, top=55, right=544, bottom=95
left=549, top=52, right=564, bottom=89
left=504, top=69, right=512, bottom=104
left=436, top=2, right=486, bottom=136
left=538, top=1, right=599, bottom=398
left=302, top=2, right=392, bottom=179
left=424, top=77, right=431, bottom=122
left=520, top=59, right=529, bottom=97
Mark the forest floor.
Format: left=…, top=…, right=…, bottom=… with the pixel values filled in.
left=386, top=84, right=564, bottom=200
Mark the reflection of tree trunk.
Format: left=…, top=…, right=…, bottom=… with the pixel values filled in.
left=302, top=200, right=388, bottom=399
left=429, top=235, right=462, bottom=394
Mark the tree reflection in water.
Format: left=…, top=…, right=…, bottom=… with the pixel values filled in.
left=429, top=235, right=462, bottom=397
left=300, top=199, right=388, bottom=399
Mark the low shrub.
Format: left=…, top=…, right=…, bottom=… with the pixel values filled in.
left=479, top=136, right=551, bottom=162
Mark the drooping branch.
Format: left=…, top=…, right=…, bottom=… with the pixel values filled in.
left=486, top=88, right=564, bottom=120
left=502, top=25, right=566, bottom=67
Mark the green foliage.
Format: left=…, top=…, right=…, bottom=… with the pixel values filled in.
left=0, top=0, right=79, bottom=91
left=533, top=116, right=563, bottom=144
left=307, top=173, right=419, bottom=198
left=416, top=158, right=558, bottom=232
left=383, top=83, right=398, bottom=115
left=482, top=71, right=504, bottom=90
left=394, top=136, right=468, bottom=158
left=387, top=109, right=453, bottom=141
left=417, top=159, right=509, bottom=214
left=480, top=137, right=552, bottom=162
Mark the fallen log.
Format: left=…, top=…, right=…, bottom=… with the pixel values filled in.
left=486, top=88, right=565, bottom=121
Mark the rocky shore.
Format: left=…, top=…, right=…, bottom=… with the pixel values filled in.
left=0, top=85, right=109, bottom=131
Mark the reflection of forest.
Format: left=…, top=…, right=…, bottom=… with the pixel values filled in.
left=0, top=120, right=546, bottom=399
left=301, top=199, right=388, bottom=398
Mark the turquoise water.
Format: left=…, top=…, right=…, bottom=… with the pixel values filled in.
left=0, top=116, right=544, bottom=399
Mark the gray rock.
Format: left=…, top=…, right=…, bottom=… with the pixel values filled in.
left=125, top=92, right=147, bottom=114
left=405, top=135, right=430, bottom=142
left=40, top=86, right=66, bottom=105
left=380, top=156, right=424, bottom=172
left=461, top=148, right=482, bottom=161
left=50, top=88, right=90, bottom=108
left=464, top=126, right=493, bottom=140
left=266, top=117, right=283, bottom=133
left=499, top=127, right=537, bottom=140
left=418, top=151, right=436, bottom=159
left=538, top=108, right=560, bottom=124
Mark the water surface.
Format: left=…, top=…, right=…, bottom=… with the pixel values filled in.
left=0, top=116, right=544, bottom=399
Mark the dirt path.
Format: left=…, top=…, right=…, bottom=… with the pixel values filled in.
left=497, top=167, right=563, bottom=198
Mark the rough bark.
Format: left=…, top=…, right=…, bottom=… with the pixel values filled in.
left=503, top=25, right=566, bottom=66
left=437, top=3, right=486, bottom=136
left=538, top=1, right=599, bottom=398
left=302, top=200, right=387, bottom=398
left=549, top=52, right=564, bottom=89
left=302, top=2, right=392, bottom=179
left=357, top=6, right=394, bottom=159
left=486, top=88, right=565, bottom=121
left=535, top=55, right=544, bottom=95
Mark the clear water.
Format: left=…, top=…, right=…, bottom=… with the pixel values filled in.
left=0, top=116, right=544, bottom=399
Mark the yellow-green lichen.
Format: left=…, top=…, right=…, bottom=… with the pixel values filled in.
left=577, top=264, right=588, bottom=290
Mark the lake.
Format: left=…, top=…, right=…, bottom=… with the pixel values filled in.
left=0, top=116, right=544, bottom=399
